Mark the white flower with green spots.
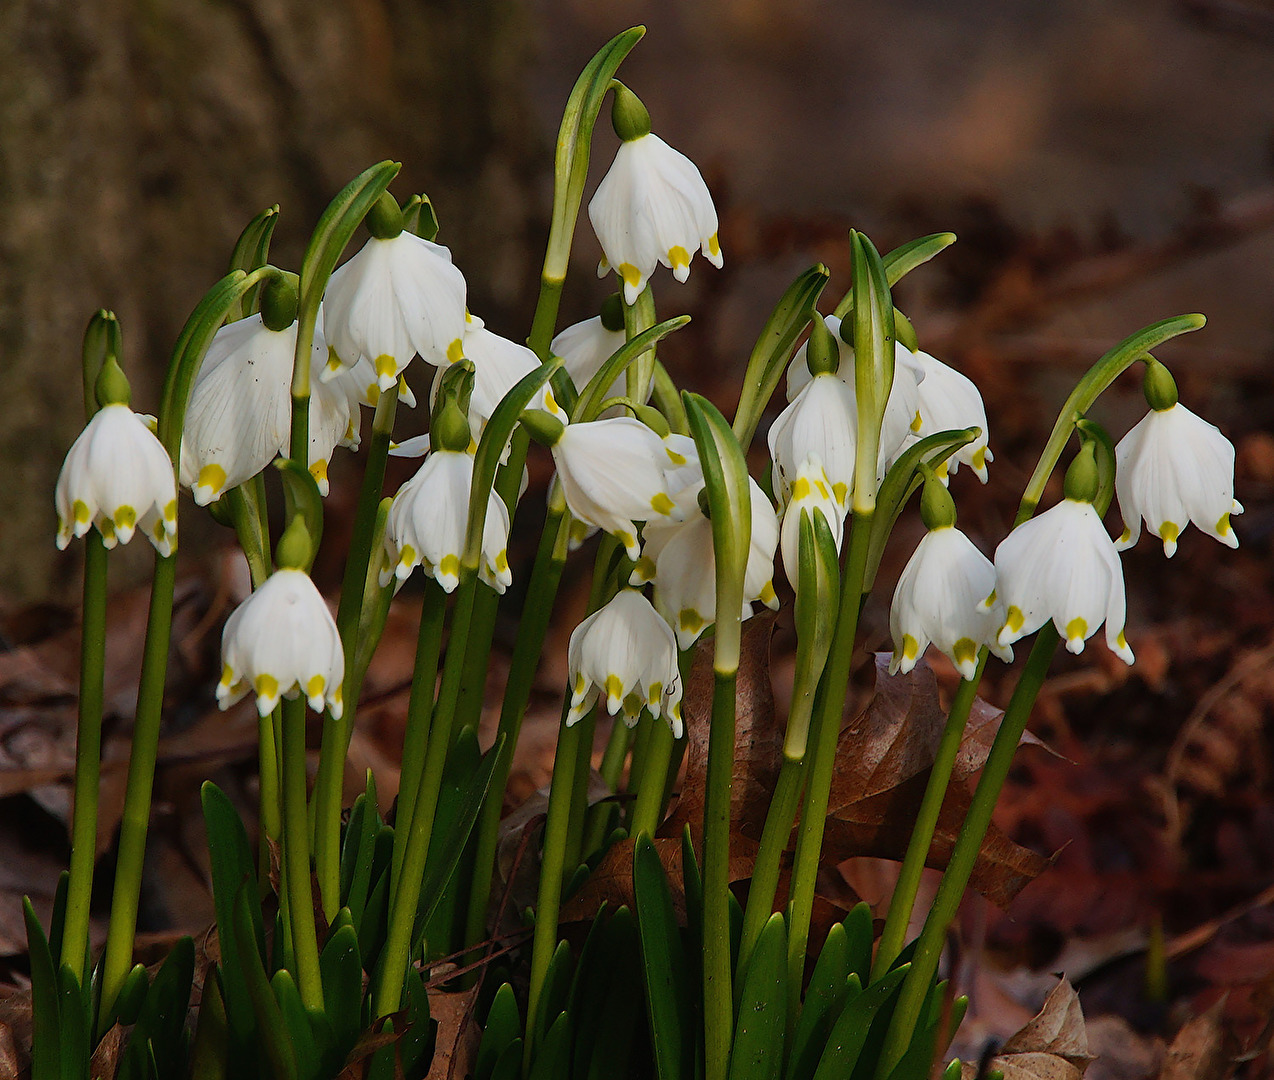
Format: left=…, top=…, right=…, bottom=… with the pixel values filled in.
left=321, top=231, right=467, bottom=391
left=551, top=315, right=627, bottom=399
left=551, top=417, right=683, bottom=560
left=633, top=477, right=780, bottom=651
left=913, top=349, right=993, bottom=483
left=56, top=404, right=177, bottom=555
left=890, top=526, right=1008, bottom=680
left=567, top=588, right=683, bottom=737
left=1115, top=402, right=1241, bottom=557
left=217, top=567, right=345, bottom=719
left=588, top=132, right=722, bottom=306
left=987, top=499, right=1134, bottom=664
left=381, top=449, right=512, bottom=594
left=779, top=455, right=844, bottom=586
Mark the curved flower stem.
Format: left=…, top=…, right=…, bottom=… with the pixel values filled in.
left=563, top=707, right=599, bottom=875
left=99, top=551, right=177, bottom=1021
left=61, top=530, right=107, bottom=982
left=876, top=628, right=1058, bottom=1076
left=785, top=509, right=873, bottom=1017
left=870, top=659, right=986, bottom=982
left=281, top=696, right=323, bottom=1009
left=389, top=578, right=448, bottom=888
left=315, top=384, right=399, bottom=918
left=462, top=505, right=571, bottom=955
left=524, top=701, right=582, bottom=1071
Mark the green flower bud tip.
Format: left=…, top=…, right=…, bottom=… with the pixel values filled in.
left=630, top=403, right=670, bottom=439
left=1142, top=356, right=1179, bottom=412
left=610, top=81, right=651, bottom=142
left=366, top=190, right=405, bottom=240
left=276, top=514, right=313, bottom=570
left=436, top=359, right=475, bottom=417
left=894, top=308, right=918, bottom=353
left=697, top=485, right=712, bottom=519
left=805, top=313, right=839, bottom=376
left=260, top=272, right=300, bottom=332
left=919, top=471, right=957, bottom=530
left=431, top=397, right=473, bottom=454
left=599, top=292, right=626, bottom=332
left=520, top=409, right=566, bottom=447
left=94, top=354, right=132, bottom=407
left=1063, top=439, right=1100, bottom=503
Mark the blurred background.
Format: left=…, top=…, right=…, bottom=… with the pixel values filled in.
left=2, top=0, right=1274, bottom=1069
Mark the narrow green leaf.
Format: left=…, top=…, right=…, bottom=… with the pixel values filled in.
left=733, top=265, right=831, bottom=445
left=572, top=315, right=691, bottom=422
left=564, top=903, right=611, bottom=1071
left=527, top=1010, right=573, bottom=1080
left=48, top=871, right=69, bottom=967
left=189, top=971, right=230, bottom=1080
left=811, top=965, right=909, bottom=1080
left=56, top=963, right=90, bottom=1080
left=320, top=923, right=363, bottom=1061
left=581, top=907, right=644, bottom=1080
left=730, top=912, right=788, bottom=1080
left=418, top=726, right=481, bottom=959
left=832, top=233, right=957, bottom=320
left=634, top=833, right=692, bottom=1080
left=490, top=1039, right=524, bottom=1080
left=787, top=925, right=852, bottom=1080
left=475, top=983, right=521, bottom=1080
left=341, top=774, right=382, bottom=929
left=24, top=899, right=63, bottom=1080
left=400, top=968, right=437, bottom=1080
left=534, top=940, right=575, bottom=1052
left=271, top=970, right=321, bottom=1080
left=357, top=831, right=395, bottom=971
left=848, top=231, right=896, bottom=514
left=843, top=902, right=874, bottom=984
left=233, top=886, right=298, bottom=1080
left=881, top=980, right=959, bottom=1080
left=227, top=204, right=280, bottom=320
left=126, top=936, right=194, bottom=1078
left=113, top=964, right=150, bottom=1028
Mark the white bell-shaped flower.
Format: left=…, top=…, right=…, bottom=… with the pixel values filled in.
left=769, top=374, right=858, bottom=516
left=56, top=403, right=177, bottom=555
left=913, top=350, right=993, bottom=483
left=567, top=588, right=683, bottom=737
left=551, top=417, right=681, bottom=560
left=786, top=321, right=924, bottom=484
left=891, top=526, right=1009, bottom=680
left=588, top=98, right=722, bottom=306
left=1114, top=402, right=1242, bottom=557
left=431, top=315, right=564, bottom=440
left=987, top=498, right=1134, bottom=664
left=217, top=567, right=345, bottom=719
left=381, top=448, right=512, bottom=594
left=180, top=313, right=349, bottom=503
left=551, top=314, right=627, bottom=399
left=634, top=477, right=780, bottom=650
left=779, top=455, right=844, bottom=586
left=322, top=231, right=467, bottom=390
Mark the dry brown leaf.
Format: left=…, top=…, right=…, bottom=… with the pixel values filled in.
left=1157, top=999, right=1235, bottom=1080
left=0, top=1018, right=19, bottom=1078
left=428, top=985, right=480, bottom=1080
left=89, top=1023, right=125, bottom=1079
left=963, top=979, right=1093, bottom=1080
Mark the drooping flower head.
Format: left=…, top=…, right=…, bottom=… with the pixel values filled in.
left=1115, top=359, right=1241, bottom=557
left=567, top=588, right=683, bottom=737
left=588, top=83, right=722, bottom=305
left=779, top=454, right=845, bottom=587
left=987, top=442, right=1133, bottom=664
left=321, top=193, right=467, bottom=391
left=912, top=349, right=993, bottom=483
left=218, top=518, right=345, bottom=718
left=55, top=357, right=177, bottom=554
left=889, top=473, right=1009, bottom=680
left=551, top=294, right=636, bottom=404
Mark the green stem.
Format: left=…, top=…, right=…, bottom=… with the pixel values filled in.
left=630, top=717, right=676, bottom=840
left=390, top=579, right=448, bottom=888
left=524, top=703, right=582, bottom=1070
left=315, top=385, right=398, bottom=918
left=280, top=696, right=323, bottom=1009
left=462, top=506, right=570, bottom=953
left=876, top=628, right=1059, bottom=1075
left=737, top=754, right=804, bottom=982
left=99, top=552, right=177, bottom=1021
left=871, top=662, right=985, bottom=982
left=583, top=715, right=635, bottom=853
left=622, top=285, right=657, bottom=403
left=374, top=575, right=473, bottom=1017
left=224, top=485, right=271, bottom=589
left=529, top=278, right=565, bottom=362
left=256, top=708, right=282, bottom=880
left=624, top=713, right=655, bottom=829
left=62, top=530, right=107, bottom=981
left=703, top=667, right=739, bottom=1080
left=786, top=510, right=873, bottom=1014
left=563, top=707, right=598, bottom=877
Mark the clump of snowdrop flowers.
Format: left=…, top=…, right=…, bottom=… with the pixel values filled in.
left=567, top=588, right=683, bottom=737
left=889, top=472, right=1009, bottom=680
left=382, top=370, right=512, bottom=594
left=588, top=83, right=722, bottom=306
left=181, top=277, right=357, bottom=502
left=217, top=517, right=345, bottom=718
left=55, top=356, right=177, bottom=554
left=634, top=477, right=780, bottom=650
left=988, top=440, right=1134, bottom=663
left=321, top=192, right=467, bottom=391
left=1115, top=358, right=1242, bottom=557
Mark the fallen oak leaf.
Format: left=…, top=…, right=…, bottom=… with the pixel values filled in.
left=962, top=978, right=1094, bottom=1080
left=1157, top=998, right=1236, bottom=1080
